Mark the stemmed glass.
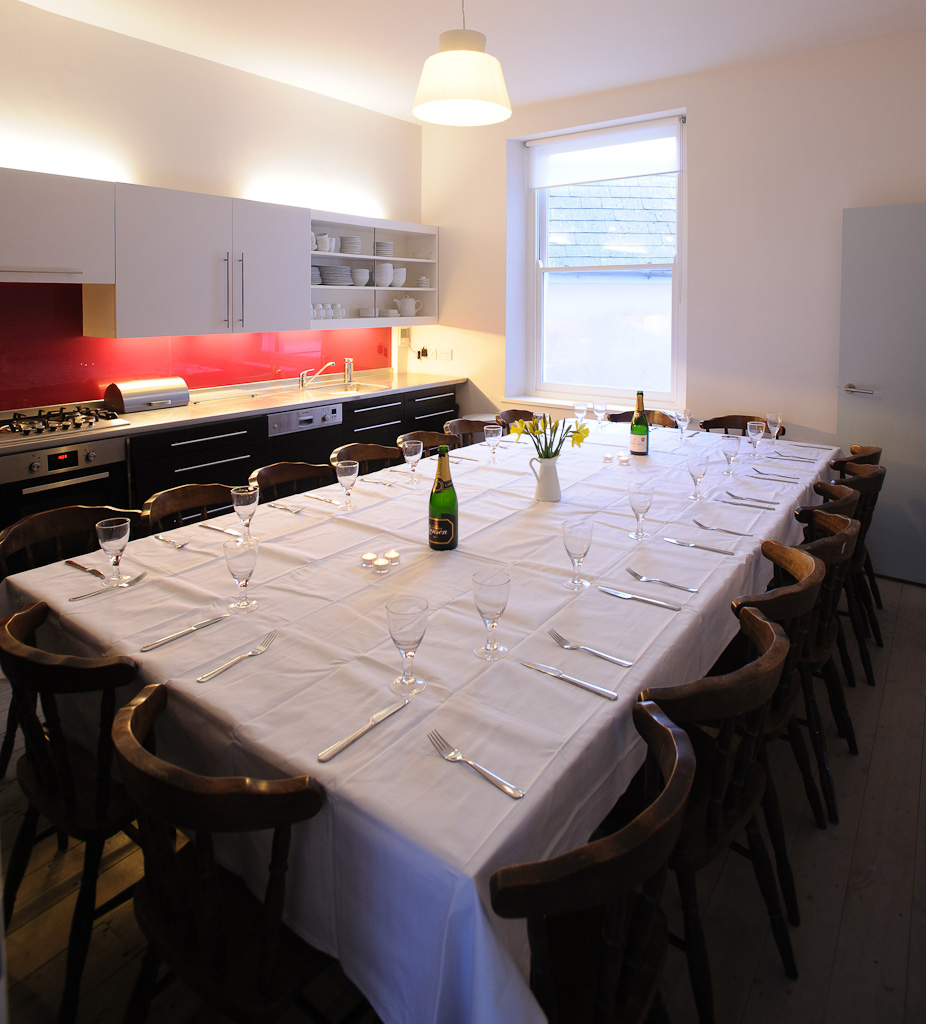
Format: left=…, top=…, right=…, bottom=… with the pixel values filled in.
left=766, top=411, right=783, bottom=446
left=628, top=481, right=654, bottom=540
left=721, top=434, right=740, bottom=475
left=224, top=538, right=258, bottom=613
left=231, top=485, right=259, bottom=540
left=687, top=451, right=709, bottom=500
left=573, top=401, right=588, bottom=425
left=96, top=517, right=132, bottom=587
left=593, top=403, right=608, bottom=430
left=472, top=569, right=510, bottom=660
left=386, top=595, right=428, bottom=696
left=746, top=420, right=765, bottom=460
left=675, top=409, right=693, bottom=442
left=484, top=425, right=503, bottom=465
left=562, top=519, right=593, bottom=591
left=403, top=440, right=423, bottom=484
left=336, top=460, right=359, bottom=510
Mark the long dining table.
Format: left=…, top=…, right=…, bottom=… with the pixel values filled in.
left=0, top=422, right=841, bottom=1023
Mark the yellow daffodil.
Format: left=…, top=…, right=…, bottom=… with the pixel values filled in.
left=510, top=414, right=588, bottom=459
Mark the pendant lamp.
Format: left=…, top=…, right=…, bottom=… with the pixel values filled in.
left=412, top=16, right=511, bottom=127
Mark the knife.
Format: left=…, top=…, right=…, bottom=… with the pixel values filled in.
left=303, top=492, right=341, bottom=506
left=317, top=699, right=409, bottom=761
left=520, top=661, right=618, bottom=700
left=66, top=559, right=106, bottom=579
left=663, top=537, right=734, bottom=556
left=597, top=586, right=681, bottom=611
left=716, top=498, right=774, bottom=510
left=771, top=453, right=815, bottom=463
left=140, top=614, right=230, bottom=652
left=782, top=441, right=833, bottom=450
left=199, top=522, right=241, bottom=536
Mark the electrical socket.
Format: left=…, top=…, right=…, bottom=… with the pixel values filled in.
left=435, top=347, right=453, bottom=361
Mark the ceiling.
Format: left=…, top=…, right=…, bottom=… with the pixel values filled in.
left=21, top=0, right=926, bottom=122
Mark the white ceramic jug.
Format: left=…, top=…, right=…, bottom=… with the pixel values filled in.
left=529, top=456, right=561, bottom=502
left=394, top=297, right=422, bottom=317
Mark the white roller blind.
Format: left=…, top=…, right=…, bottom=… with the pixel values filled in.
left=527, top=117, right=682, bottom=190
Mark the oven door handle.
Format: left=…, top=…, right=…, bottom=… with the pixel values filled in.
left=21, top=470, right=111, bottom=496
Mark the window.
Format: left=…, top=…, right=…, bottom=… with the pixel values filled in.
left=527, top=116, right=684, bottom=405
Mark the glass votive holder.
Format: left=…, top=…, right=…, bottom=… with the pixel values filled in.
left=384, top=549, right=400, bottom=564
left=361, top=551, right=378, bottom=567
left=372, top=558, right=391, bottom=574
left=603, top=453, right=614, bottom=465
left=618, top=452, right=631, bottom=466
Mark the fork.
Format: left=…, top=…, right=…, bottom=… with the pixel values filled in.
left=548, top=628, right=632, bottom=667
left=69, top=571, right=149, bottom=601
left=626, top=567, right=699, bottom=593
left=269, top=501, right=303, bottom=514
left=752, top=468, right=799, bottom=482
left=726, top=491, right=778, bottom=505
left=196, top=630, right=276, bottom=683
left=155, top=533, right=188, bottom=549
left=693, top=519, right=754, bottom=537
left=427, top=730, right=524, bottom=799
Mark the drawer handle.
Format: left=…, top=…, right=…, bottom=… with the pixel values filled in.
left=414, top=392, right=455, bottom=402
left=22, top=471, right=111, bottom=496
left=356, top=401, right=402, bottom=413
left=414, top=410, right=455, bottom=421
left=174, top=454, right=252, bottom=473
left=354, top=420, right=403, bottom=433
left=170, top=430, right=250, bottom=448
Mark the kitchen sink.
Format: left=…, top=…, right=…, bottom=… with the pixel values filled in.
left=306, top=382, right=390, bottom=397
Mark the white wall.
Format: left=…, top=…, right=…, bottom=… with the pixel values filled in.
left=0, top=0, right=421, bottom=221
left=420, top=31, right=926, bottom=438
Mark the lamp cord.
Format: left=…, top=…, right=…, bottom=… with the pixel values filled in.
left=461, top=0, right=466, bottom=29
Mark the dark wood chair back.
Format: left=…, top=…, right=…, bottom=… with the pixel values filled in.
left=699, top=415, right=785, bottom=437
left=830, top=444, right=882, bottom=475
left=496, top=409, right=535, bottom=433
left=443, top=417, right=495, bottom=446
left=142, top=482, right=234, bottom=532
left=490, top=701, right=695, bottom=1024
left=112, top=683, right=329, bottom=1021
left=608, top=410, right=678, bottom=428
left=798, top=513, right=859, bottom=653
left=396, top=430, right=461, bottom=454
left=795, top=482, right=859, bottom=536
left=248, top=461, right=335, bottom=500
left=835, top=462, right=886, bottom=553
left=329, top=442, right=404, bottom=474
left=0, top=505, right=142, bottom=579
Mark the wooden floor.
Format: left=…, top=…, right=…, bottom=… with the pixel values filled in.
left=1, top=577, right=923, bottom=1022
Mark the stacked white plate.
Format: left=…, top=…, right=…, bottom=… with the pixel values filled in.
left=311, top=266, right=322, bottom=285
left=319, top=265, right=353, bottom=286
left=340, top=235, right=362, bottom=253
left=374, top=240, right=394, bottom=256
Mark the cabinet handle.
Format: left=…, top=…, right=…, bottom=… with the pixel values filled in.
left=174, top=454, right=252, bottom=474
left=414, top=408, right=455, bottom=422
left=0, top=266, right=84, bottom=275
left=355, top=401, right=403, bottom=413
left=238, top=253, right=245, bottom=327
left=414, top=392, right=455, bottom=403
left=354, top=420, right=403, bottom=433
left=223, top=251, right=231, bottom=327
left=170, top=430, right=249, bottom=448
left=22, top=471, right=110, bottom=496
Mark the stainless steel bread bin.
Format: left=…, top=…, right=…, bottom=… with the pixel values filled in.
left=103, top=378, right=190, bottom=414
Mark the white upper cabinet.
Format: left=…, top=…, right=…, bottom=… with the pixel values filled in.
left=0, top=168, right=115, bottom=283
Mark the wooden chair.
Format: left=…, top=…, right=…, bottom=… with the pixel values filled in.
left=490, top=701, right=695, bottom=1024
left=0, top=504, right=141, bottom=778
left=396, top=430, right=460, bottom=455
left=0, top=601, right=138, bottom=1023
left=329, top=442, right=404, bottom=474
left=141, top=482, right=234, bottom=532
left=608, top=410, right=678, bottom=428
left=443, top=417, right=495, bottom=446
left=643, top=607, right=796, bottom=1022
left=495, top=409, right=535, bottom=434
left=248, top=461, right=335, bottom=500
left=112, top=683, right=337, bottom=1022
left=830, top=447, right=884, bottom=609
left=699, top=414, right=785, bottom=437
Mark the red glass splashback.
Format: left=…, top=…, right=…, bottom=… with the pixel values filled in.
left=0, top=284, right=392, bottom=410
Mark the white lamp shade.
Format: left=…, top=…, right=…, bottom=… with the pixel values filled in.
left=413, top=32, right=511, bottom=127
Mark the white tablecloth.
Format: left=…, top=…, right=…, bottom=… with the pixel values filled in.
left=0, top=425, right=839, bottom=1024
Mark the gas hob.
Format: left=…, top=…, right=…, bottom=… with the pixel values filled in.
left=0, top=404, right=130, bottom=449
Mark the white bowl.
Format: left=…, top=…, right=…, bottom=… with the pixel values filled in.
left=351, top=269, right=370, bottom=286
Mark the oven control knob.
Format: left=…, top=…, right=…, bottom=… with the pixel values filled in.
left=86, top=450, right=97, bottom=462
left=29, top=460, right=41, bottom=473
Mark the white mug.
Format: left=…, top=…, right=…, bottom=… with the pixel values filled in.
left=334, top=303, right=347, bottom=318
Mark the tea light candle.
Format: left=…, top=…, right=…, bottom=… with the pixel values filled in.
left=361, top=551, right=378, bottom=567
left=384, top=549, right=400, bottom=564
left=618, top=452, right=631, bottom=466
left=372, top=558, right=391, bottom=573
left=603, top=453, right=614, bottom=464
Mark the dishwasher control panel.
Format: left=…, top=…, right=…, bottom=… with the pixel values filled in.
left=267, top=404, right=342, bottom=437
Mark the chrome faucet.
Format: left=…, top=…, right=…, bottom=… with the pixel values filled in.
left=298, top=361, right=336, bottom=390
left=344, top=357, right=354, bottom=385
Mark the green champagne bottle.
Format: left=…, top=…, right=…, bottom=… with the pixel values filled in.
left=428, top=445, right=458, bottom=550
left=630, top=390, right=649, bottom=456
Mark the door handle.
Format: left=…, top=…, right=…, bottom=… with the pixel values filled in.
left=844, top=383, right=874, bottom=395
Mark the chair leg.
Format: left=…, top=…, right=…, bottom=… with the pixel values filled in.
left=3, top=802, right=39, bottom=927
left=854, top=572, right=883, bottom=648
left=845, top=581, right=877, bottom=687
left=0, top=702, right=19, bottom=778
left=836, top=618, right=856, bottom=688
left=863, top=552, right=883, bottom=610
left=758, top=749, right=800, bottom=926
left=123, top=946, right=162, bottom=1024
left=675, top=867, right=715, bottom=1024
left=58, top=836, right=105, bottom=1024
left=800, top=667, right=839, bottom=825
left=744, top=816, right=798, bottom=979
left=821, top=658, right=858, bottom=755
left=785, top=717, right=826, bottom=830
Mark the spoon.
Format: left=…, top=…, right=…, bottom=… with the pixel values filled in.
left=155, top=533, right=188, bottom=549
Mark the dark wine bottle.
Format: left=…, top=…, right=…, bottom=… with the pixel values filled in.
left=428, top=445, right=458, bottom=550
left=630, top=390, right=649, bottom=456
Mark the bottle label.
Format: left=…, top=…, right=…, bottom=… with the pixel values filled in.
left=432, top=479, right=453, bottom=493
left=629, top=433, right=649, bottom=454
left=429, top=516, right=456, bottom=547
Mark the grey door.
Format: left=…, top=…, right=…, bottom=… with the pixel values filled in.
left=838, top=203, right=926, bottom=584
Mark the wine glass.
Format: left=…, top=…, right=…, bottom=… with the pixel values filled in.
left=687, top=451, right=709, bottom=500
left=721, top=434, right=740, bottom=476
left=403, top=440, right=423, bottom=484
left=472, top=569, right=510, bottom=660
left=336, top=460, right=359, bottom=510
left=573, top=401, right=588, bottom=425
left=484, top=425, right=503, bottom=465
left=96, top=517, right=132, bottom=587
left=224, top=538, right=258, bottom=613
left=386, top=595, right=428, bottom=696
left=628, top=481, right=654, bottom=540
left=593, top=403, right=608, bottom=430
left=746, top=420, right=766, bottom=460
left=562, top=519, right=593, bottom=591
left=231, top=485, right=259, bottom=539
left=766, top=411, right=783, bottom=446
left=675, top=408, right=692, bottom=440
